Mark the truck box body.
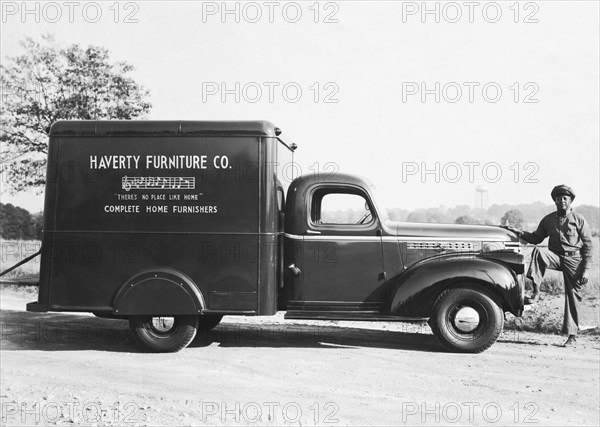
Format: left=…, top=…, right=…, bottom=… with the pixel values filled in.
left=37, top=121, right=282, bottom=315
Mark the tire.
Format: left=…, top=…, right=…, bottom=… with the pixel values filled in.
left=129, top=315, right=198, bottom=352
left=429, top=287, right=504, bottom=353
left=198, top=314, right=223, bottom=332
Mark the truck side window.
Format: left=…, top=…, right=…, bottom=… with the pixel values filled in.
left=313, top=192, right=373, bottom=225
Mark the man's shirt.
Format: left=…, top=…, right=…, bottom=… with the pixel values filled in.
left=521, top=209, right=593, bottom=271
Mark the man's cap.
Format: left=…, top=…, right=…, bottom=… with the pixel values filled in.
left=551, top=185, right=575, bottom=200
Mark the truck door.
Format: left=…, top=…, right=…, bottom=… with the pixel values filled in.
left=300, top=186, right=385, bottom=303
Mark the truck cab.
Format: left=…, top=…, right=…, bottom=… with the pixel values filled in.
left=27, top=120, right=524, bottom=353
left=279, top=172, right=524, bottom=349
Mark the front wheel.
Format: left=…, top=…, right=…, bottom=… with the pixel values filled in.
left=129, top=315, right=198, bottom=352
left=429, top=288, right=504, bottom=353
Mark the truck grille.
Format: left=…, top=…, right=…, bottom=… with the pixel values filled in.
left=406, top=242, right=474, bottom=251
left=505, top=242, right=521, bottom=253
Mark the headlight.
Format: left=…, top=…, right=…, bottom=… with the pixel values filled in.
left=482, top=241, right=521, bottom=253
left=482, top=241, right=505, bottom=252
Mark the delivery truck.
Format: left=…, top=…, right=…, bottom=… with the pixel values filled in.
left=26, top=120, right=525, bottom=353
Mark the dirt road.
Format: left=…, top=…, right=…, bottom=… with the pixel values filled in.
left=1, top=292, right=599, bottom=426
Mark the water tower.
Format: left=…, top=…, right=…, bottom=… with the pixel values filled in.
left=476, top=185, right=489, bottom=210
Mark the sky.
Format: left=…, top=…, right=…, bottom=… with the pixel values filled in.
left=1, top=0, right=599, bottom=214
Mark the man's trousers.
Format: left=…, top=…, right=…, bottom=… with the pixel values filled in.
left=526, top=247, right=584, bottom=335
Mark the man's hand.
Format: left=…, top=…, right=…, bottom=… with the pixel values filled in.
left=577, top=272, right=589, bottom=287
left=500, top=225, right=523, bottom=237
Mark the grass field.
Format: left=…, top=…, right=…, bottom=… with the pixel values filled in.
left=506, top=238, right=600, bottom=335
left=2, top=238, right=599, bottom=334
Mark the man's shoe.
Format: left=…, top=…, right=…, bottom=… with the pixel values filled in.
left=562, top=335, right=577, bottom=347
left=524, top=293, right=538, bottom=305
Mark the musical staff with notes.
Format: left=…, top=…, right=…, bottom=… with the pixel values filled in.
left=122, top=176, right=195, bottom=191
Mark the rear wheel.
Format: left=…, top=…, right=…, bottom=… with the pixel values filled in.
left=429, top=288, right=504, bottom=353
left=129, top=315, right=198, bottom=352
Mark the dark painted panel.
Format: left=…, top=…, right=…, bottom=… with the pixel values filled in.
left=382, top=240, right=403, bottom=280
left=388, top=256, right=523, bottom=317
left=46, top=233, right=259, bottom=311
left=301, top=239, right=385, bottom=302
left=51, top=136, right=260, bottom=233
left=115, top=278, right=200, bottom=315
left=258, top=234, right=278, bottom=315
left=209, top=292, right=257, bottom=311
left=256, top=137, right=278, bottom=315
left=280, top=237, right=303, bottom=306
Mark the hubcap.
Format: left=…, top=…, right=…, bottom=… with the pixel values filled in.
left=151, top=317, right=175, bottom=333
left=453, top=307, right=480, bottom=333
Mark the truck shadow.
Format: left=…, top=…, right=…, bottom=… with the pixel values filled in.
left=1, top=309, right=443, bottom=353
left=193, top=322, right=443, bottom=352
left=0, top=309, right=136, bottom=352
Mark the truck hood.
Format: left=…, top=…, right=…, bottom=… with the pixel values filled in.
left=387, top=221, right=517, bottom=243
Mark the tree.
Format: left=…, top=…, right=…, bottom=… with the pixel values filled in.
left=387, top=208, right=410, bottom=222
left=32, top=211, right=44, bottom=239
left=455, top=215, right=482, bottom=225
left=406, top=208, right=453, bottom=224
left=501, top=209, right=524, bottom=228
left=0, top=35, right=151, bottom=193
left=448, top=204, right=472, bottom=219
left=0, top=203, right=37, bottom=239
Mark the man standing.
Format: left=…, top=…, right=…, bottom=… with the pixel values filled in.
left=504, top=185, right=593, bottom=347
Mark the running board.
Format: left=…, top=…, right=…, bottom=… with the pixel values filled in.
left=284, top=310, right=428, bottom=322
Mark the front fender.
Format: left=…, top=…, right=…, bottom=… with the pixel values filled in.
left=388, top=255, right=523, bottom=317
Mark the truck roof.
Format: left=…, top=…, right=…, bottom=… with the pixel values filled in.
left=49, top=120, right=277, bottom=137
left=289, top=172, right=375, bottom=191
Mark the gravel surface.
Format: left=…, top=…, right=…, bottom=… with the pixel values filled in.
left=1, top=291, right=599, bottom=426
